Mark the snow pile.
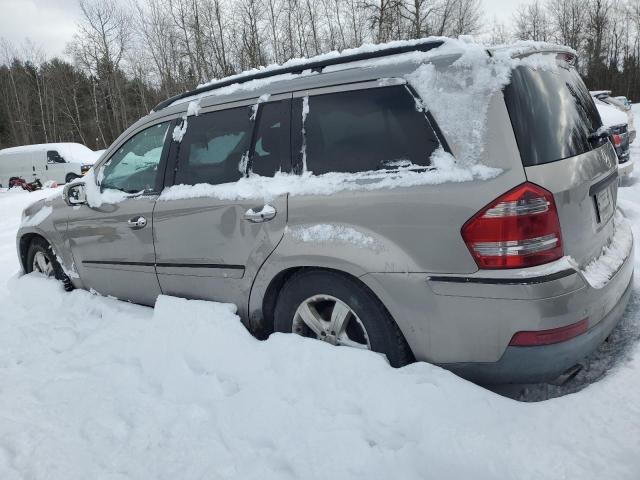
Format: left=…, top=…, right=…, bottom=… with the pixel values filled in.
left=1, top=155, right=640, bottom=478
left=0, top=276, right=639, bottom=479
left=581, top=212, right=634, bottom=289
left=160, top=148, right=501, bottom=202
left=288, top=224, right=378, bottom=249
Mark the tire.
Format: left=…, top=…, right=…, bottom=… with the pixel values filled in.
left=274, top=269, right=412, bottom=367
left=26, top=237, right=74, bottom=291
left=65, top=173, right=80, bottom=184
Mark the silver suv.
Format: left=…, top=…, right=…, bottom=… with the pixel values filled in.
left=16, top=40, right=634, bottom=384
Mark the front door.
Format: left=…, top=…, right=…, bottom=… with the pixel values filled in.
left=153, top=97, right=290, bottom=312
left=66, top=121, right=172, bottom=305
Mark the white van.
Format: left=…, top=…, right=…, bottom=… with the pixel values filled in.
left=0, top=143, right=96, bottom=187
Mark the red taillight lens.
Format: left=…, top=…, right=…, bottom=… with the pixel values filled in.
left=612, top=133, right=622, bottom=148
left=509, top=319, right=588, bottom=346
left=461, top=182, right=563, bottom=269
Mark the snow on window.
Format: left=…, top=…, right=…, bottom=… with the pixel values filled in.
left=288, top=224, right=379, bottom=250
left=173, top=99, right=203, bottom=143
left=82, top=169, right=129, bottom=208
left=405, top=48, right=512, bottom=166
left=238, top=151, right=249, bottom=174
left=159, top=148, right=501, bottom=202
left=172, top=117, right=188, bottom=143
left=250, top=93, right=271, bottom=121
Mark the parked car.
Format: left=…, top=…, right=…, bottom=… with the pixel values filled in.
left=17, top=39, right=633, bottom=384
left=0, top=143, right=95, bottom=188
left=594, top=99, right=633, bottom=177
left=614, top=95, right=632, bottom=110
left=591, top=90, right=636, bottom=143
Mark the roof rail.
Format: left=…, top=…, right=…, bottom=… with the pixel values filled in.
left=153, top=39, right=444, bottom=112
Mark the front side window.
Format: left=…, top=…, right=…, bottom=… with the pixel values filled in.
left=47, top=151, right=65, bottom=164
left=299, top=86, right=440, bottom=175
left=100, top=122, right=170, bottom=193
left=173, top=107, right=252, bottom=186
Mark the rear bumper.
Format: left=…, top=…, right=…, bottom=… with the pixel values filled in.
left=443, top=276, right=633, bottom=384
left=619, top=158, right=634, bottom=177
left=361, top=219, right=634, bottom=384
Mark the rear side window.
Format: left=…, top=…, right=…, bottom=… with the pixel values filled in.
left=173, top=107, right=252, bottom=186
left=299, top=86, right=440, bottom=175
left=503, top=63, right=603, bottom=167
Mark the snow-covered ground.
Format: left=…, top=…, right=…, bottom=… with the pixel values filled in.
left=1, top=112, right=640, bottom=478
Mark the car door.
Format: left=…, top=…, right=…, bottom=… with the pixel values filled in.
left=46, top=150, right=67, bottom=183
left=153, top=95, right=290, bottom=313
left=66, top=121, right=172, bottom=305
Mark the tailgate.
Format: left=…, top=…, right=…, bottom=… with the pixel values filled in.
left=525, top=143, right=618, bottom=267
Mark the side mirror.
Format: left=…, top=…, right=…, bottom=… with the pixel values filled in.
left=63, top=182, right=87, bottom=206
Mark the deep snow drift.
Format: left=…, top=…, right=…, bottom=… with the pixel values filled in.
left=0, top=112, right=639, bottom=479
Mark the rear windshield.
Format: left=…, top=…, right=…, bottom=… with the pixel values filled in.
left=503, top=63, right=603, bottom=167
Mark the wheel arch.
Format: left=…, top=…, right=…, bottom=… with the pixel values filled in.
left=18, top=232, right=48, bottom=272
left=252, top=264, right=412, bottom=357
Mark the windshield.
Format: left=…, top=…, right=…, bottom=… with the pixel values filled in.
left=503, top=63, right=603, bottom=167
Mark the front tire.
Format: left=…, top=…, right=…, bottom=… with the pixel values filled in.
left=26, top=237, right=73, bottom=291
left=274, top=270, right=412, bottom=367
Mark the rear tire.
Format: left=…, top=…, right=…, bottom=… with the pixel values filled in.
left=274, top=270, right=412, bottom=367
left=26, top=237, right=74, bottom=291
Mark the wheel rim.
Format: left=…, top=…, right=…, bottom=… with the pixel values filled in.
left=32, top=251, right=54, bottom=277
left=292, top=295, right=371, bottom=350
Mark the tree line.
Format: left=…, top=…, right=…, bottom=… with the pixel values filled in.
left=0, top=0, right=638, bottom=150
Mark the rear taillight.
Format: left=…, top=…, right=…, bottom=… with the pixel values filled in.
left=612, top=133, right=622, bottom=148
left=509, top=318, right=588, bottom=346
left=461, top=182, right=563, bottom=269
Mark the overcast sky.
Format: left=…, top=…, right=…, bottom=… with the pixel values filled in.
left=0, top=0, right=528, bottom=59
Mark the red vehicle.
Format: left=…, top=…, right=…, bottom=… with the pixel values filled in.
left=8, top=177, right=42, bottom=192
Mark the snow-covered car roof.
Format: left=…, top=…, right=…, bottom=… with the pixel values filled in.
left=153, top=37, right=576, bottom=113
left=0, top=142, right=97, bottom=165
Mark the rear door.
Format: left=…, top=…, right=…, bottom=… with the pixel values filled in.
left=66, top=121, right=172, bottom=305
left=153, top=95, right=290, bottom=308
left=503, top=56, right=618, bottom=266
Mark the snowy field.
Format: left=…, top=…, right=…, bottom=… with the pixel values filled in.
left=0, top=112, right=639, bottom=478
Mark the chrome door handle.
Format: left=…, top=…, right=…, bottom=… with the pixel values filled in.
left=127, top=216, right=147, bottom=228
left=244, top=204, right=276, bottom=223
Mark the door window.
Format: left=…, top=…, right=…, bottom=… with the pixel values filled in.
left=173, top=107, right=253, bottom=186
left=100, top=121, right=170, bottom=193
left=297, top=86, right=440, bottom=175
left=249, top=101, right=288, bottom=177
left=47, top=151, right=66, bottom=164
